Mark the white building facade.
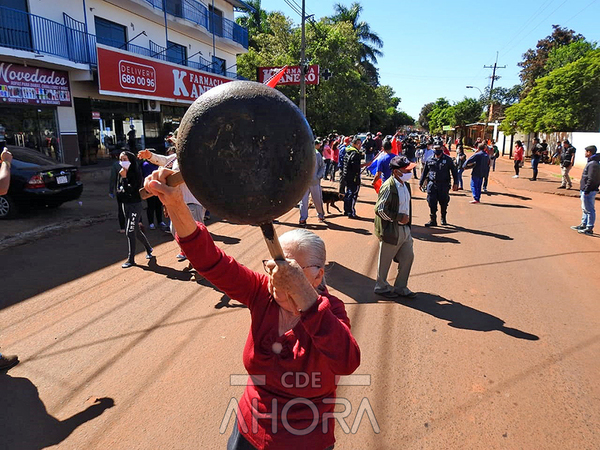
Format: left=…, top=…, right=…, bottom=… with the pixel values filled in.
left=0, top=0, right=251, bottom=164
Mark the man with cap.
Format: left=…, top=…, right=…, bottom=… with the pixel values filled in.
left=420, top=144, right=459, bottom=226
left=558, top=139, right=576, bottom=189
left=373, top=155, right=417, bottom=299
left=342, top=136, right=364, bottom=218
left=571, top=145, right=600, bottom=235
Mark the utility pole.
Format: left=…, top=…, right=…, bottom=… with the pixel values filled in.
left=299, top=0, right=306, bottom=115
left=482, top=52, right=506, bottom=141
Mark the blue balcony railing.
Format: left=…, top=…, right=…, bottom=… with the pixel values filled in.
left=143, top=0, right=248, bottom=49
left=0, top=5, right=243, bottom=79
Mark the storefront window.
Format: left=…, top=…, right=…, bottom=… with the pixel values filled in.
left=0, top=105, right=60, bottom=160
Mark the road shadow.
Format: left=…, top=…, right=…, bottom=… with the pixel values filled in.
left=214, top=294, right=247, bottom=310
left=412, top=224, right=513, bottom=242
left=277, top=220, right=372, bottom=236
left=325, top=262, right=538, bottom=340
left=0, top=372, right=114, bottom=449
left=481, top=202, right=532, bottom=209
left=210, top=233, right=241, bottom=245
left=397, top=293, right=539, bottom=340
left=484, top=191, right=532, bottom=201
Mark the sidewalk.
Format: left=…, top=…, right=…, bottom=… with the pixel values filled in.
left=490, top=155, right=583, bottom=198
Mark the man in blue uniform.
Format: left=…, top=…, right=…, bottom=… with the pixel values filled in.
left=420, top=145, right=459, bottom=226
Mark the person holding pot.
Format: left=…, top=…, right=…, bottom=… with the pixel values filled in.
left=143, top=167, right=361, bottom=450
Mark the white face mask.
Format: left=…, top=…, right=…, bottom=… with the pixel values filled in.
left=119, top=160, right=131, bottom=170
left=400, top=172, right=412, bottom=182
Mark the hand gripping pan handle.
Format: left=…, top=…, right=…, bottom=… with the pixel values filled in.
left=139, top=171, right=184, bottom=200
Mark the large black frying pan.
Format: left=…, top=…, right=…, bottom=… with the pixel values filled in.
left=142, top=80, right=315, bottom=259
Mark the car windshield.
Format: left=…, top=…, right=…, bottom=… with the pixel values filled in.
left=8, top=147, right=58, bottom=168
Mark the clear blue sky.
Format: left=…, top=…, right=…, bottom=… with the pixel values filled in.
left=247, top=0, right=600, bottom=121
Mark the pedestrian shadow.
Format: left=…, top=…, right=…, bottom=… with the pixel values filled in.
left=412, top=226, right=461, bottom=244
left=141, top=259, right=217, bottom=288
left=398, top=293, right=539, bottom=340
left=0, top=373, right=114, bottom=450
left=481, top=202, right=532, bottom=209
left=484, top=191, right=532, bottom=201
left=325, top=262, right=538, bottom=340
left=277, top=220, right=372, bottom=236
left=214, top=294, right=247, bottom=309
left=412, top=224, right=512, bottom=242
left=210, top=233, right=241, bottom=245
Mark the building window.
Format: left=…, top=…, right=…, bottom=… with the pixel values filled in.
left=165, top=0, right=183, bottom=17
left=167, top=41, right=187, bottom=65
left=94, top=17, right=127, bottom=49
left=208, top=5, right=223, bottom=37
left=212, top=56, right=225, bottom=75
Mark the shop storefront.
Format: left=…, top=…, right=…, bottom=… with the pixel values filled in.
left=0, top=61, right=72, bottom=162
left=82, top=44, right=233, bottom=159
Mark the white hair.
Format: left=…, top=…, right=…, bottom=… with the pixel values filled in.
left=279, top=228, right=327, bottom=289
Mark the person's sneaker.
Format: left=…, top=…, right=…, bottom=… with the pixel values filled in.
left=470, top=200, right=480, bottom=204
left=318, top=217, right=325, bottom=223
left=483, top=188, right=488, bottom=193
left=396, top=288, right=417, bottom=299
left=571, top=224, right=586, bottom=230
left=149, top=223, right=156, bottom=230
left=440, top=217, right=448, bottom=226
left=512, top=175, right=519, bottom=178
left=424, top=220, right=437, bottom=227
left=557, top=186, right=566, bottom=189
left=0, top=354, right=19, bottom=371
left=159, top=222, right=168, bottom=229
left=176, top=253, right=187, bottom=261
left=146, top=249, right=154, bottom=260
left=299, top=219, right=307, bottom=226
left=578, top=228, right=594, bottom=235
left=122, top=261, right=135, bottom=268
left=204, top=211, right=211, bottom=221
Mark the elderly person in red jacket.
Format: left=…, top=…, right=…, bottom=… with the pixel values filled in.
left=144, top=168, right=361, bottom=450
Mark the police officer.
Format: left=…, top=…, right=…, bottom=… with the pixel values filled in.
left=420, top=145, right=459, bottom=226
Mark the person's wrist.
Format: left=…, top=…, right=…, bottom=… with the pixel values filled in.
left=2, top=160, right=11, bottom=169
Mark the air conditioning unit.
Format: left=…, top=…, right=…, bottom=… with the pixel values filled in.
left=144, top=100, right=161, bottom=112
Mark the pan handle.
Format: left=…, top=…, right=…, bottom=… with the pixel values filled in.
left=259, top=223, right=285, bottom=260
left=139, top=171, right=185, bottom=200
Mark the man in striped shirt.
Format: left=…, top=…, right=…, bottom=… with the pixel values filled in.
left=373, top=155, right=417, bottom=299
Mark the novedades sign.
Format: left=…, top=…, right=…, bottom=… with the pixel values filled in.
left=0, top=62, right=71, bottom=106
left=97, top=45, right=233, bottom=103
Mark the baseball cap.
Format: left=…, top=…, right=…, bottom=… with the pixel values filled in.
left=390, top=155, right=416, bottom=170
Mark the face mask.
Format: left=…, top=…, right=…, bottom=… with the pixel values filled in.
left=119, top=160, right=131, bottom=169
left=435, top=149, right=443, bottom=156
left=400, top=172, right=412, bottom=182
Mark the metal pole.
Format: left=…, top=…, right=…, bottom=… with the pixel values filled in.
left=212, top=0, right=216, bottom=66
left=162, top=0, right=169, bottom=46
left=299, top=0, right=306, bottom=115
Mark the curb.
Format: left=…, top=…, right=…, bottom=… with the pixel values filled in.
left=0, top=212, right=116, bottom=251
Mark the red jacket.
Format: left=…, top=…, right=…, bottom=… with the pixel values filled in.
left=514, top=145, right=524, bottom=161
left=177, top=224, right=361, bottom=449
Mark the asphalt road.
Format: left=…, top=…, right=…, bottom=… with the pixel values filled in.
left=1, top=161, right=599, bottom=450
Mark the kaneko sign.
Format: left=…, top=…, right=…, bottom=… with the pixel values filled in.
left=97, top=44, right=233, bottom=103
left=258, top=66, right=320, bottom=85
left=0, top=61, right=71, bottom=106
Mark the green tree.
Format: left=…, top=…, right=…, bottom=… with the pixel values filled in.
left=329, top=2, right=383, bottom=85
left=235, top=0, right=272, bottom=50
left=502, top=49, right=600, bottom=133
left=419, top=102, right=435, bottom=132
left=518, top=25, right=584, bottom=97
left=544, top=39, right=597, bottom=73
left=428, top=98, right=452, bottom=134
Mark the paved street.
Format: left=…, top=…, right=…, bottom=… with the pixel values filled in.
left=1, top=157, right=599, bottom=449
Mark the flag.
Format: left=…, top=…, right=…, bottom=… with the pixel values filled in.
left=373, top=177, right=382, bottom=194
left=264, top=66, right=288, bottom=87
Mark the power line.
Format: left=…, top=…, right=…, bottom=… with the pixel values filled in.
left=498, top=0, right=557, bottom=55
left=563, top=0, right=599, bottom=26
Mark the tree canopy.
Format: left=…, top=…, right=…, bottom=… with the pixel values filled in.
left=502, top=49, right=600, bottom=133
left=235, top=3, right=413, bottom=136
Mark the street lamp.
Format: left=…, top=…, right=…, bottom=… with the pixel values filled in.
left=466, top=85, right=483, bottom=96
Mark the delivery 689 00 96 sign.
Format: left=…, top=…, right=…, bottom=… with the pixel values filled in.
left=97, top=44, right=232, bottom=104
left=119, top=60, right=156, bottom=93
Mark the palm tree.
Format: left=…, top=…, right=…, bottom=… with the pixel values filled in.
left=330, top=2, right=383, bottom=84
left=236, top=0, right=271, bottom=49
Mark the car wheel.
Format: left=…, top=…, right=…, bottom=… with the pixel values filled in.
left=0, top=195, right=17, bottom=219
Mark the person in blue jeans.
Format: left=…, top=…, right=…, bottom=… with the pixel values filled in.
left=455, top=145, right=467, bottom=190
left=464, top=143, right=490, bottom=203
left=571, top=145, right=600, bottom=235
left=530, top=137, right=543, bottom=181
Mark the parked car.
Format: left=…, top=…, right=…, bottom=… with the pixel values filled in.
left=0, top=146, right=83, bottom=219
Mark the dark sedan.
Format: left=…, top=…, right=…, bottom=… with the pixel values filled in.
left=0, top=146, right=83, bottom=219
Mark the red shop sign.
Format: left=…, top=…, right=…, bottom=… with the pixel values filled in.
left=0, top=61, right=72, bottom=106
left=97, top=44, right=233, bottom=103
left=257, top=66, right=320, bottom=85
